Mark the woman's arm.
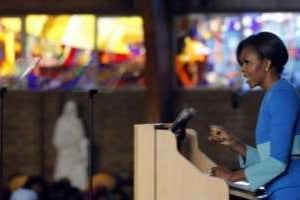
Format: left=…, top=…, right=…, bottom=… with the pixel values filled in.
left=230, top=139, right=247, bottom=157
left=208, top=125, right=247, bottom=156
left=242, top=89, right=299, bottom=190
left=211, top=166, right=246, bottom=182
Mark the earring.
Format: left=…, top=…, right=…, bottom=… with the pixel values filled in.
left=265, top=68, right=269, bottom=72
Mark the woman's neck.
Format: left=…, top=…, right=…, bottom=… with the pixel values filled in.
left=261, top=72, right=280, bottom=91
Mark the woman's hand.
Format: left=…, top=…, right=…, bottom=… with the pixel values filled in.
left=210, top=166, right=232, bottom=181
left=208, top=125, right=237, bottom=146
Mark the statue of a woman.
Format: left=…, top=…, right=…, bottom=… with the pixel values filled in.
left=53, top=100, right=88, bottom=190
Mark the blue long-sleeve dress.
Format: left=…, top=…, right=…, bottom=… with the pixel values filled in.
left=239, top=79, right=300, bottom=199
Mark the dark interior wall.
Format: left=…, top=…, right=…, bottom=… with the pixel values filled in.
left=172, top=0, right=300, bottom=13
left=174, top=90, right=263, bottom=169
left=2, top=89, right=263, bottom=182
left=0, top=0, right=138, bottom=14
left=1, top=0, right=300, bottom=14
left=2, top=90, right=146, bottom=182
left=3, top=91, right=42, bottom=180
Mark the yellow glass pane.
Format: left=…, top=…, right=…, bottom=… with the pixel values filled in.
left=62, top=15, right=96, bottom=49
left=97, top=16, right=144, bottom=54
left=26, top=15, right=48, bottom=36
left=0, top=17, right=21, bottom=32
left=26, top=15, right=70, bottom=42
left=26, top=14, right=95, bottom=49
left=120, top=17, right=144, bottom=43
left=0, top=17, right=21, bottom=76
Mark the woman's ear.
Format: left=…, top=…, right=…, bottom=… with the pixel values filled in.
left=264, top=59, right=271, bottom=72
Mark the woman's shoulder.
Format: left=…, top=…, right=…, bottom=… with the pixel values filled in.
left=269, top=79, right=300, bottom=101
left=271, top=79, right=297, bottom=92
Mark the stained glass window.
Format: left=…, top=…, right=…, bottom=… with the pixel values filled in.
left=174, top=13, right=300, bottom=91
left=96, top=17, right=145, bottom=90
left=0, top=15, right=145, bottom=91
left=0, top=17, right=22, bottom=88
left=24, top=15, right=97, bottom=91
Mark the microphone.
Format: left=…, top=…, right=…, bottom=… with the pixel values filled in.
left=170, top=107, right=196, bottom=149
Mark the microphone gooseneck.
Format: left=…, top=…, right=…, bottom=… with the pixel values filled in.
left=170, top=107, right=196, bottom=151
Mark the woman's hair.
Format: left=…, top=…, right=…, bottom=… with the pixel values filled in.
left=236, top=32, right=288, bottom=75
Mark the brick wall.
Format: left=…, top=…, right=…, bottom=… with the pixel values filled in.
left=174, top=90, right=263, bottom=169
left=2, top=89, right=263, bottom=183
left=2, top=90, right=147, bottom=182
left=3, top=91, right=42, bottom=180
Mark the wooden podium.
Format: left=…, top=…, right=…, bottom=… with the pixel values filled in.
left=134, top=124, right=256, bottom=200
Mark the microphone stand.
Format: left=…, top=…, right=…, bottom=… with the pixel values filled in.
left=0, top=87, right=6, bottom=198
left=88, top=89, right=97, bottom=200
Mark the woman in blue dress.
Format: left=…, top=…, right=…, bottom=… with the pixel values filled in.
left=209, top=32, right=300, bottom=199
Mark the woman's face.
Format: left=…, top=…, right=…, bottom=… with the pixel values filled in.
left=239, top=47, right=268, bottom=88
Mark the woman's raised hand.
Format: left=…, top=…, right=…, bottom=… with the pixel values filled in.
left=208, top=125, right=237, bottom=146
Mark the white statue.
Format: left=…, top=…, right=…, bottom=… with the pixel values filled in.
left=53, top=100, right=88, bottom=190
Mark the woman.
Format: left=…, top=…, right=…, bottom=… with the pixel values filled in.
left=209, top=32, right=300, bottom=199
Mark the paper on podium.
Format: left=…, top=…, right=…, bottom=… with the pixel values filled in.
left=228, top=181, right=266, bottom=200
left=228, top=181, right=255, bottom=192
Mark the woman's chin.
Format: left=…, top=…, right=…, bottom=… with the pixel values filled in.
left=246, top=81, right=255, bottom=89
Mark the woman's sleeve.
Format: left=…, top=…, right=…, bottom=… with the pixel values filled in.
left=239, top=145, right=260, bottom=168
left=244, top=89, right=298, bottom=190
